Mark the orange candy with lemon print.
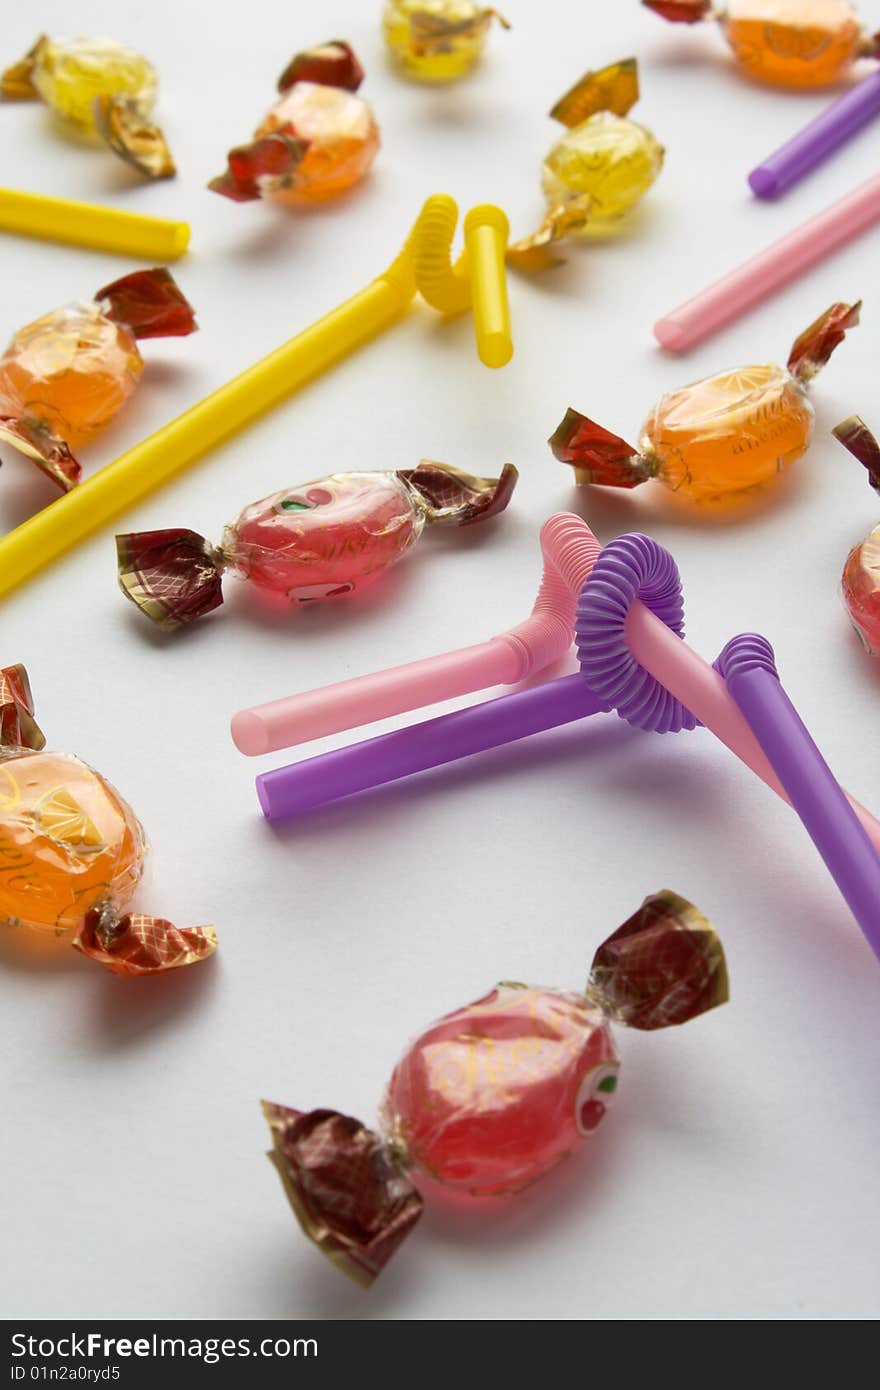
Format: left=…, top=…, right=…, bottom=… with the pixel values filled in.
left=0, top=750, right=145, bottom=935
left=643, top=0, right=877, bottom=89
left=0, top=664, right=216, bottom=977
left=550, top=301, right=859, bottom=507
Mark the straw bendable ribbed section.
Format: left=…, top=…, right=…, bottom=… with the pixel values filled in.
left=501, top=513, right=602, bottom=678
left=715, top=632, right=779, bottom=683
left=410, top=194, right=472, bottom=314
left=576, top=533, right=697, bottom=734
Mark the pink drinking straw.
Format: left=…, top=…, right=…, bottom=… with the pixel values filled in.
left=231, top=514, right=601, bottom=755
left=654, top=174, right=880, bottom=351
left=247, top=520, right=880, bottom=856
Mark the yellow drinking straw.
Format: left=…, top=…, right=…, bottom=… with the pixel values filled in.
left=0, top=188, right=190, bottom=260
left=0, top=194, right=512, bottom=603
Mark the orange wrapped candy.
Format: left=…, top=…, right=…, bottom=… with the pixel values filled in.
left=0, top=664, right=216, bottom=978
left=0, top=269, right=197, bottom=493
left=209, top=40, right=379, bottom=205
left=550, top=301, right=858, bottom=507
left=643, top=1, right=878, bottom=89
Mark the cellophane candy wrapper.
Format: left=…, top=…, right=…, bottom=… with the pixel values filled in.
left=507, top=58, right=664, bottom=272
left=116, top=460, right=518, bottom=631
left=209, top=40, right=379, bottom=204
left=642, top=0, right=878, bottom=88
left=1, top=34, right=176, bottom=177
left=550, top=300, right=859, bottom=505
left=0, top=268, right=197, bottom=491
left=382, top=2, right=510, bottom=84
left=0, top=664, right=216, bottom=978
left=833, top=416, right=880, bottom=654
left=263, top=890, right=729, bottom=1286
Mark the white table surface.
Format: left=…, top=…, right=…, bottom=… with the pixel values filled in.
left=2, top=0, right=879, bottom=1322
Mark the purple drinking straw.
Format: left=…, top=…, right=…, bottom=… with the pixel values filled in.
left=749, top=68, right=880, bottom=199
left=717, top=634, right=880, bottom=959
left=256, top=534, right=696, bottom=822
left=256, top=676, right=605, bottom=820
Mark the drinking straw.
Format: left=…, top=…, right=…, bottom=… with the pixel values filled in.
left=254, top=529, right=689, bottom=820
left=256, top=676, right=604, bottom=820
left=230, top=514, right=601, bottom=755
left=0, top=188, right=190, bottom=260
left=748, top=70, right=880, bottom=200
left=251, top=526, right=880, bottom=861
left=654, top=174, right=880, bottom=350
left=718, top=633, right=880, bottom=958
left=463, top=205, right=512, bottom=367
left=0, top=197, right=512, bottom=603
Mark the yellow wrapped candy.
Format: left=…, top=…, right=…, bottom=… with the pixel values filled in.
left=382, top=1, right=510, bottom=82
left=508, top=58, right=664, bottom=270
left=1, top=34, right=175, bottom=178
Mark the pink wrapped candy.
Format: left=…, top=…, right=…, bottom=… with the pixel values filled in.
left=263, top=890, right=729, bottom=1286
left=834, top=417, right=880, bottom=654
left=116, top=461, right=517, bottom=630
left=383, top=984, right=620, bottom=1197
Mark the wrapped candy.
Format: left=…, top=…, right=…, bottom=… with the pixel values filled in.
left=643, top=0, right=878, bottom=89
left=0, top=269, right=197, bottom=492
left=0, top=664, right=216, bottom=977
left=1, top=34, right=176, bottom=178
left=116, top=461, right=518, bottom=631
left=833, top=416, right=880, bottom=654
left=263, top=890, right=728, bottom=1285
left=550, top=300, right=859, bottom=506
left=382, top=2, right=510, bottom=83
left=507, top=59, right=664, bottom=272
left=209, top=40, right=379, bottom=205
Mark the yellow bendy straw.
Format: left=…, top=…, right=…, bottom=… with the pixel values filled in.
left=0, top=188, right=190, bottom=260
left=0, top=194, right=512, bottom=603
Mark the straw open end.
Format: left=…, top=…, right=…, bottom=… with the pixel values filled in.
left=653, top=316, right=688, bottom=351
left=479, top=331, right=513, bottom=368
left=168, top=221, right=191, bottom=258
left=231, top=709, right=271, bottom=756
left=747, top=166, right=779, bottom=199
left=255, top=774, right=275, bottom=819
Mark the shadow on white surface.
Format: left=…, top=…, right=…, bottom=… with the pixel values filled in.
left=82, top=952, right=221, bottom=1049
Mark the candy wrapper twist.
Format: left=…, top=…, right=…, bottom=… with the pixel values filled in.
left=263, top=890, right=728, bottom=1285
left=643, top=0, right=879, bottom=89
left=508, top=57, right=665, bottom=271
left=1, top=34, right=176, bottom=178
left=209, top=40, right=379, bottom=205
left=0, top=665, right=216, bottom=977
left=116, top=461, right=517, bottom=631
left=551, top=301, right=859, bottom=505
left=0, top=269, right=197, bottom=492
